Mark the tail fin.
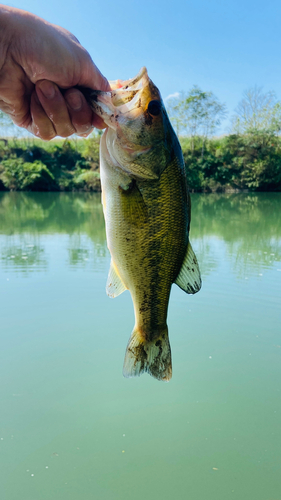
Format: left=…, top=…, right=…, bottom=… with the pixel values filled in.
left=123, top=327, right=172, bottom=382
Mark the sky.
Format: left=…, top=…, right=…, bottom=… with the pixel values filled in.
left=4, top=0, right=281, bottom=133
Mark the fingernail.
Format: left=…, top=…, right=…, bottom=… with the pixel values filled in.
left=66, top=92, right=82, bottom=111
left=38, top=81, right=56, bottom=99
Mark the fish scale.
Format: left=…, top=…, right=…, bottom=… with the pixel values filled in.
left=83, top=67, right=201, bottom=381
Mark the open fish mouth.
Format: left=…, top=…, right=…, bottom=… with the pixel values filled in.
left=79, top=67, right=153, bottom=129
left=110, top=66, right=147, bottom=90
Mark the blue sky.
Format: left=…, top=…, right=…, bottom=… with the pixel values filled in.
left=5, top=0, right=281, bottom=132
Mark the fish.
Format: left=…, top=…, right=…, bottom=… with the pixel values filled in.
left=82, top=67, right=201, bottom=381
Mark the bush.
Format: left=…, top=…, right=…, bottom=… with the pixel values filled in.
left=1, top=132, right=281, bottom=192
left=80, top=135, right=100, bottom=167
left=182, top=152, right=204, bottom=191
left=0, top=158, right=55, bottom=191
left=74, top=170, right=101, bottom=191
left=180, top=132, right=281, bottom=191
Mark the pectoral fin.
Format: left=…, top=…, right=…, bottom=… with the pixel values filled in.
left=175, top=241, right=201, bottom=294
left=106, top=260, right=127, bottom=298
left=120, top=180, right=148, bottom=226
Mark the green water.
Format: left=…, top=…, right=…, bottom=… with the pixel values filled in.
left=0, top=192, right=280, bottom=500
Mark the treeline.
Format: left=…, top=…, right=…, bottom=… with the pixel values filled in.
left=168, top=84, right=281, bottom=191
left=1, top=84, right=281, bottom=192
left=0, top=136, right=101, bottom=192
left=182, top=132, right=281, bottom=192
left=0, top=131, right=281, bottom=192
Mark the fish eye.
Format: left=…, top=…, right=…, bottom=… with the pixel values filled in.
left=147, top=100, right=161, bottom=116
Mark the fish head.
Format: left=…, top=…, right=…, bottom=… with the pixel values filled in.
left=84, top=68, right=177, bottom=180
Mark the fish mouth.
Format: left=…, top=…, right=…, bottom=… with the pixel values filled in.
left=80, top=67, right=155, bottom=129
left=110, top=67, right=148, bottom=97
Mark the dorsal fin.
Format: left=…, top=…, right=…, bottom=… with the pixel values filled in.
left=175, top=241, right=201, bottom=294
left=106, top=260, right=127, bottom=298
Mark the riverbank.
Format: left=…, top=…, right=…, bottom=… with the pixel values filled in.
left=0, top=131, right=281, bottom=192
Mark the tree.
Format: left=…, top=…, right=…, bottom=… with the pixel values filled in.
left=231, top=86, right=281, bottom=134
left=166, top=86, right=227, bottom=153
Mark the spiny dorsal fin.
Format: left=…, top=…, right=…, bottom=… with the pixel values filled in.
left=175, top=241, right=202, bottom=294
left=106, top=260, right=127, bottom=298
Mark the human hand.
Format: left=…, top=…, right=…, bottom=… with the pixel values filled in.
left=0, top=5, right=110, bottom=139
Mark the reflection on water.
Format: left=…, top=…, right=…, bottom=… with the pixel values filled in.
left=1, top=192, right=281, bottom=278
left=190, top=193, right=281, bottom=278
left=0, top=192, right=281, bottom=500
left=67, top=234, right=106, bottom=271
left=0, top=191, right=105, bottom=239
left=0, top=237, right=47, bottom=273
left=0, top=192, right=107, bottom=274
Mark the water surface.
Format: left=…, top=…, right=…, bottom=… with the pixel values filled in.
left=0, top=192, right=280, bottom=500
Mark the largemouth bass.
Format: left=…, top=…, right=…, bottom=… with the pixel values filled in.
left=83, top=68, right=201, bottom=381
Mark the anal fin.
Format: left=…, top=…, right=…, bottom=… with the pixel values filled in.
left=175, top=241, right=202, bottom=294
left=106, top=260, right=127, bottom=298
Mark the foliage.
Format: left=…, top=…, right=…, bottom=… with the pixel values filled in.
left=0, top=158, right=55, bottom=191
left=0, top=136, right=101, bottom=192
left=74, top=170, right=101, bottom=191
left=79, top=135, right=100, bottom=168
left=167, top=86, right=227, bottom=152
left=0, top=120, right=281, bottom=193
left=231, top=86, right=281, bottom=134
left=181, top=131, right=281, bottom=192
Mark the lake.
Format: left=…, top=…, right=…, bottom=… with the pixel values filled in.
left=0, top=191, right=280, bottom=500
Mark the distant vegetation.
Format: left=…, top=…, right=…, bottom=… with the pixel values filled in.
left=0, top=132, right=101, bottom=192
left=181, top=132, right=281, bottom=192
left=0, top=85, right=281, bottom=192
left=168, top=85, right=281, bottom=192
